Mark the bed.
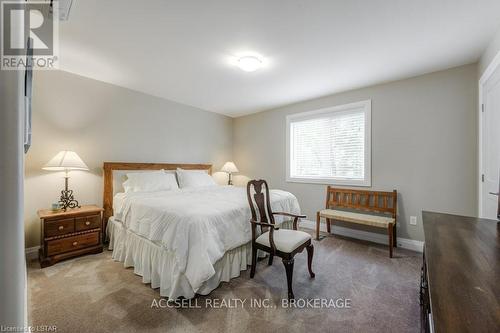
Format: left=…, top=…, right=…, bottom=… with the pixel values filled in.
left=102, top=162, right=301, bottom=299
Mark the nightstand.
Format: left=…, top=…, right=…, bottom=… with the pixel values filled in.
left=38, top=205, right=104, bottom=268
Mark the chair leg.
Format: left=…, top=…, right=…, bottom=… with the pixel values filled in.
left=393, top=223, right=397, bottom=248
left=306, top=244, right=315, bottom=278
left=282, top=258, right=295, bottom=300
left=250, top=246, right=257, bottom=278
left=388, top=224, right=393, bottom=258
left=326, top=218, right=331, bottom=234
left=268, top=253, right=274, bottom=266
left=316, top=212, right=320, bottom=240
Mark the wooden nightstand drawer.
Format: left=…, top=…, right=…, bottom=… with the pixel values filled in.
left=38, top=205, right=104, bottom=267
left=45, top=218, right=75, bottom=237
left=75, top=214, right=101, bottom=231
left=47, top=232, right=100, bottom=256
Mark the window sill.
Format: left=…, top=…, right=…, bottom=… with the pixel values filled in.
left=286, top=177, right=371, bottom=187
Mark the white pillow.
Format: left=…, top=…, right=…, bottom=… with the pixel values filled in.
left=123, top=171, right=179, bottom=193
left=176, top=168, right=216, bottom=188
left=122, top=170, right=161, bottom=193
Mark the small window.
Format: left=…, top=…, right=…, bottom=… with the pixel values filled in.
left=286, top=100, right=371, bottom=186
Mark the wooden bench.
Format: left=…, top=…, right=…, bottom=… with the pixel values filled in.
left=316, top=187, right=398, bottom=257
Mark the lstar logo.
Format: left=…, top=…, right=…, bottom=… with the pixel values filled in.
left=1, top=0, right=59, bottom=70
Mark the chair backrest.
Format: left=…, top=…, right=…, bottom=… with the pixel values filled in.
left=326, top=187, right=397, bottom=219
left=247, top=179, right=275, bottom=226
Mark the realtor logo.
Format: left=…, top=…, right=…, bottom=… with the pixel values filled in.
left=1, top=0, right=59, bottom=70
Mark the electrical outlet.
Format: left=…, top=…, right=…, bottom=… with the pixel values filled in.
left=410, top=216, right=417, bottom=225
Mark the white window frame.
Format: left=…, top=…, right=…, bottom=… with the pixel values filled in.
left=285, top=100, right=372, bottom=186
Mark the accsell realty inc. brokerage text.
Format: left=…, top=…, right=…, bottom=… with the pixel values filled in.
left=151, top=297, right=352, bottom=309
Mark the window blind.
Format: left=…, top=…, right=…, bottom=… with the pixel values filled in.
left=289, top=109, right=366, bottom=181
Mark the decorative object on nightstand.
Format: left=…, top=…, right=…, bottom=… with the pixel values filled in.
left=221, top=161, right=239, bottom=185
left=38, top=205, right=103, bottom=268
left=42, top=150, right=89, bottom=211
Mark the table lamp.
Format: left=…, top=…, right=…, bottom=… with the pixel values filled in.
left=221, top=161, right=239, bottom=185
left=42, top=150, right=89, bottom=211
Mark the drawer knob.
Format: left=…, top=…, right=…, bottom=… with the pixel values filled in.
left=58, top=226, right=64, bottom=231
left=85, top=221, right=91, bottom=226
left=72, top=241, right=78, bottom=246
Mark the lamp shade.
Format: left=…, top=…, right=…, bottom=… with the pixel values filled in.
left=42, top=151, right=89, bottom=171
left=221, top=161, right=239, bottom=173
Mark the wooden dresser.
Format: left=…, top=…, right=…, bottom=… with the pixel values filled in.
left=421, top=211, right=500, bottom=332
left=38, top=205, right=104, bottom=268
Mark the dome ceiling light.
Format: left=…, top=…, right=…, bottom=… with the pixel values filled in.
left=237, top=56, right=263, bottom=72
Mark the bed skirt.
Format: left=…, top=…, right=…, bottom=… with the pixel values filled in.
left=107, top=218, right=291, bottom=299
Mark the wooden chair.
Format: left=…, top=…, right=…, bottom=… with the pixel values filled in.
left=316, top=187, right=398, bottom=257
left=247, top=180, right=315, bottom=299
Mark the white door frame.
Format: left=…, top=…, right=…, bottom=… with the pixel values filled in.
left=478, top=50, right=500, bottom=217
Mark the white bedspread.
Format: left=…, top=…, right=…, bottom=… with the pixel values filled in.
left=114, top=185, right=301, bottom=292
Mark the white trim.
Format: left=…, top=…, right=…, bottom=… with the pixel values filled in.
left=396, top=237, right=424, bottom=253
left=25, top=246, right=40, bottom=260
left=478, top=49, right=500, bottom=218
left=285, top=100, right=372, bottom=187
left=300, top=219, right=424, bottom=253
left=479, top=50, right=500, bottom=86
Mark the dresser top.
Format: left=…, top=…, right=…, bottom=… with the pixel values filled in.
left=422, top=211, right=500, bottom=332
left=38, top=205, right=103, bottom=219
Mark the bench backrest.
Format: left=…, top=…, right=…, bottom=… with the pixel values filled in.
left=326, top=187, right=397, bottom=219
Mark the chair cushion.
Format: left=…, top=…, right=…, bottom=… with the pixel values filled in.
left=319, top=209, right=395, bottom=228
left=256, top=229, right=311, bottom=253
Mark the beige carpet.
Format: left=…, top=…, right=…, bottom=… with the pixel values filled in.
left=28, top=232, right=421, bottom=333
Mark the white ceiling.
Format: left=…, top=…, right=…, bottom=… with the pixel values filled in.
left=58, top=0, right=500, bottom=117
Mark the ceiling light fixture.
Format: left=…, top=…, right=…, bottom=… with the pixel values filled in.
left=237, top=56, right=263, bottom=72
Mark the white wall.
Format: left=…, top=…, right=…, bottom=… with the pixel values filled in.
left=25, top=70, right=233, bottom=248
left=233, top=64, right=478, bottom=241
left=0, top=36, right=27, bottom=328
left=479, top=27, right=500, bottom=77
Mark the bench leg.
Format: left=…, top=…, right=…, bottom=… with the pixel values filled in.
left=326, top=218, right=331, bottom=234
left=393, top=223, right=397, bottom=248
left=316, top=212, right=320, bottom=240
left=388, top=224, right=393, bottom=258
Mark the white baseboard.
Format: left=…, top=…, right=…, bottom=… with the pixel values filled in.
left=300, top=220, right=423, bottom=253
left=25, top=246, right=40, bottom=260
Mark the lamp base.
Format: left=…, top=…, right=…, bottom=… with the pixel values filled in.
left=59, top=189, right=80, bottom=211
left=59, top=175, right=81, bottom=211
left=228, top=173, right=233, bottom=186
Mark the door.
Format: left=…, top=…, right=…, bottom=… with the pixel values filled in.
left=480, top=62, right=500, bottom=219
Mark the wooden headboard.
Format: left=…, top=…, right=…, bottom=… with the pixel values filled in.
left=102, top=162, right=212, bottom=227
